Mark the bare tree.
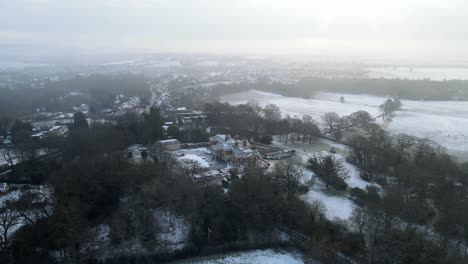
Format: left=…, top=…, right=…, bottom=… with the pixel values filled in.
left=350, top=207, right=380, bottom=264
left=11, top=190, right=51, bottom=225
left=0, top=205, right=21, bottom=249
left=263, top=104, right=282, bottom=122
left=0, top=116, right=11, bottom=136
left=302, top=114, right=313, bottom=144
left=379, top=98, right=403, bottom=119
left=110, top=206, right=131, bottom=245
left=321, top=112, right=340, bottom=134
left=0, top=147, right=16, bottom=168
left=247, top=99, right=263, bottom=116
left=349, top=110, right=374, bottom=128
left=394, top=133, right=417, bottom=163
left=271, top=158, right=306, bottom=198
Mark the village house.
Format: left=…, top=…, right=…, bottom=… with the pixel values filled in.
left=208, top=134, right=269, bottom=169
left=260, top=148, right=295, bottom=160
left=158, top=139, right=181, bottom=151
left=32, top=125, right=69, bottom=139
left=191, top=168, right=230, bottom=185
left=155, top=136, right=269, bottom=185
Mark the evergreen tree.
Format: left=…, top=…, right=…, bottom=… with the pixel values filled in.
left=73, top=112, right=89, bottom=129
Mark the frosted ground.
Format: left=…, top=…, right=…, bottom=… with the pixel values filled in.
left=221, top=90, right=468, bottom=159
left=0, top=186, right=52, bottom=241
left=272, top=138, right=377, bottom=221
left=169, top=249, right=308, bottom=264
left=95, top=208, right=190, bottom=258
left=366, top=67, right=468, bottom=81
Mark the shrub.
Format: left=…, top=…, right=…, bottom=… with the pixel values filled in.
left=259, top=134, right=273, bottom=145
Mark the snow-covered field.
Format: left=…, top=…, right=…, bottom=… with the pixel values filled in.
left=221, top=90, right=468, bottom=158
left=222, top=90, right=380, bottom=120
left=170, top=249, right=307, bottom=264
left=366, top=67, right=468, bottom=81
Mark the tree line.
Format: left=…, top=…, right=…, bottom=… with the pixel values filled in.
left=209, top=77, right=468, bottom=101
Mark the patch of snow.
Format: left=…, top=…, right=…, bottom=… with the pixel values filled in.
left=0, top=186, right=53, bottom=243
left=0, top=190, right=22, bottom=206
left=171, top=249, right=305, bottom=264
left=303, top=187, right=357, bottom=221
left=177, top=154, right=210, bottom=169
left=96, top=224, right=111, bottom=242
left=0, top=149, right=19, bottom=167
left=119, top=96, right=141, bottom=110
left=153, top=209, right=190, bottom=251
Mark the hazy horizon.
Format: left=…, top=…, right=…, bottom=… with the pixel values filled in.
left=1, top=0, right=468, bottom=63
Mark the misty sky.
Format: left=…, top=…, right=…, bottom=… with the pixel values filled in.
left=1, top=0, right=468, bottom=61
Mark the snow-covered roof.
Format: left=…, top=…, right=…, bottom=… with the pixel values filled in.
left=0, top=183, right=9, bottom=192
left=159, top=139, right=180, bottom=144
left=49, top=125, right=62, bottom=131
left=177, top=154, right=210, bottom=169
left=192, top=170, right=224, bottom=181
left=232, top=147, right=254, bottom=158
left=210, top=134, right=228, bottom=144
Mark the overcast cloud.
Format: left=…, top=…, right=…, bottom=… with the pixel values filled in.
left=1, top=0, right=467, bottom=61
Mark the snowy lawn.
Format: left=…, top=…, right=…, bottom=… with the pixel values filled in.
left=300, top=152, right=378, bottom=220
left=169, top=249, right=307, bottom=264
left=222, top=90, right=380, bottom=121
left=303, top=186, right=357, bottom=221
left=271, top=139, right=378, bottom=221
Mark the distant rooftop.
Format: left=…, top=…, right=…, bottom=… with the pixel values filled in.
left=159, top=139, right=180, bottom=144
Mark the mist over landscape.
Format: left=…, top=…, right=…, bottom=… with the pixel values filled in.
left=1, top=1, right=468, bottom=264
